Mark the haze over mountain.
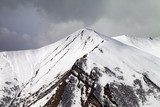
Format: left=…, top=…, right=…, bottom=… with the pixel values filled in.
left=0, top=29, right=160, bottom=107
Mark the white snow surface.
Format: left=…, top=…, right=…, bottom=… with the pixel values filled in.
left=74, top=34, right=160, bottom=107
left=0, top=28, right=160, bottom=107
left=113, top=35, right=160, bottom=58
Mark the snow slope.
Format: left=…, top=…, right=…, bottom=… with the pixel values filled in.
left=113, top=35, right=160, bottom=58
left=0, top=28, right=160, bottom=107
left=77, top=34, right=160, bottom=107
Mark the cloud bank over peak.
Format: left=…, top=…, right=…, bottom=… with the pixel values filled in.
left=0, top=0, right=160, bottom=50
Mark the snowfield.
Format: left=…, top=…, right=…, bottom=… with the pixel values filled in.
left=0, top=28, right=160, bottom=107
left=113, top=35, right=160, bottom=58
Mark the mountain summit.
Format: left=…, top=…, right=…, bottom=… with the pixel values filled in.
left=0, top=29, right=160, bottom=107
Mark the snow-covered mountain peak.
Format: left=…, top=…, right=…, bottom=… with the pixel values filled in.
left=0, top=29, right=160, bottom=107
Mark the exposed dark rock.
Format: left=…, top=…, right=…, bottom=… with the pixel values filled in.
left=0, top=96, right=12, bottom=107
left=149, top=37, right=153, bottom=40
left=61, top=76, right=77, bottom=107
left=104, top=67, right=116, bottom=77
left=109, top=83, right=139, bottom=107
left=99, top=48, right=103, bottom=53
left=133, top=79, right=146, bottom=104
left=7, top=56, right=160, bottom=107
left=90, top=67, right=102, bottom=81
left=75, top=55, right=88, bottom=70
left=44, top=81, right=67, bottom=107
left=114, top=67, right=123, bottom=74
left=143, top=73, right=160, bottom=100
left=5, top=81, right=12, bottom=85
left=104, top=84, right=118, bottom=107
left=143, top=73, right=160, bottom=91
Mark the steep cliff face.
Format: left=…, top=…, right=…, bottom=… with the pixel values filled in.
left=0, top=29, right=160, bottom=107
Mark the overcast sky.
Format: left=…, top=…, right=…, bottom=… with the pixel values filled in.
left=0, top=0, right=160, bottom=51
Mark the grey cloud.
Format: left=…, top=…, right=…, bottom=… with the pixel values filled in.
left=35, top=0, right=107, bottom=24
left=0, top=2, right=47, bottom=35
left=0, top=0, right=33, bottom=9
left=106, top=0, right=160, bottom=28
left=0, top=0, right=160, bottom=51
left=0, top=1, right=50, bottom=50
left=93, top=0, right=160, bottom=37
left=41, top=21, right=84, bottom=43
left=0, top=27, right=37, bottom=51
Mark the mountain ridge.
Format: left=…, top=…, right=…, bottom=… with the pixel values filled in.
left=0, top=28, right=160, bottom=107
left=113, top=35, right=160, bottom=58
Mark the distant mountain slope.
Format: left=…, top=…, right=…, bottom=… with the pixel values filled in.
left=113, top=35, right=160, bottom=58
left=0, top=29, right=160, bottom=107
